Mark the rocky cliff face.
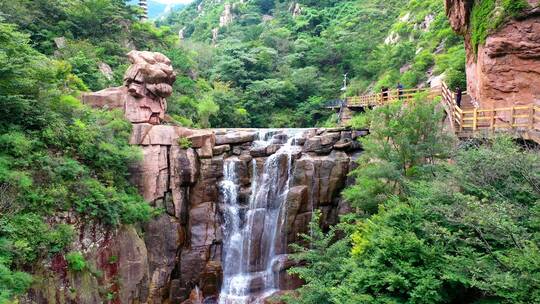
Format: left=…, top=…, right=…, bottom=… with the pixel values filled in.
left=25, top=51, right=364, bottom=303
left=25, top=126, right=363, bottom=304
left=445, top=0, right=540, bottom=122
left=125, top=126, right=363, bottom=303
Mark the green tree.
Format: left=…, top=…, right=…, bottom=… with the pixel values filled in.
left=344, top=98, right=453, bottom=213
left=288, top=104, right=540, bottom=303
left=196, top=92, right=220, bottom=128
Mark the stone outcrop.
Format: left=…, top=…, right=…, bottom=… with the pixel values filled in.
left=141, top=126, right=363, bottom=303
left=82, top=51, right=176, bottom=125
left=445, top=1, right=540, bottom=124
left=219, top=3, right=234, bottom=27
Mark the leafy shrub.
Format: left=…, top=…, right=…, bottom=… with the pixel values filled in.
left=345, top=99, right=452, bottom=213
left=502, top=0, right=530, bottom=16
left=290, top=105, right=540, bottom=303
left=0, top=261, right=32, bottom=303
left=0, top=3, right=167, bottom=301
left=171, top=115, right=194, bottom=127
left=65, top=252, right=86, bottom=272
left=178, top=137, right=193, bottom=149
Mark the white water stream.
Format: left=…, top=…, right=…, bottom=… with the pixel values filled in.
left=219, top=130, right=305, bottom=304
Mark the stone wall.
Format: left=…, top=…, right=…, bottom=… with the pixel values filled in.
left=24, top=126, right=365, bottom=304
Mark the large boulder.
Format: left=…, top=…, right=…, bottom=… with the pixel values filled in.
left=82, top=51, right=176, bottom=125
left=215, top=131, right=257, bottom=145
left=144, top=215, right=181, bottom=303
left=130, top=145, right=170, bottom=203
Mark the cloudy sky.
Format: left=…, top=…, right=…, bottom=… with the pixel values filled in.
left=151, top=0, right=194, bottom=4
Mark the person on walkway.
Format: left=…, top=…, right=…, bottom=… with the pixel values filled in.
left=455, top=86, right=462, bottom=107
left=397, top=83, right=404, bottom=100
left=381, top=87, right=389, bottom=103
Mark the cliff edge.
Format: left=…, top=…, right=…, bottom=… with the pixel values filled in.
left=445, top=0, right=540, bottom=115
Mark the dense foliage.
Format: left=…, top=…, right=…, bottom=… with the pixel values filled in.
left=287, top=100, right=540, bottom=304
left=0, top=1, right=167, bottom=301
left=159, top=0, right=467, bottom=127
left=0, top=0, right=174, bottom=90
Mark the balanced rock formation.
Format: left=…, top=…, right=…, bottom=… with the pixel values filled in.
left=445, top=1, right=540, bottom=120
left=82, top=50, right=176, bottom=125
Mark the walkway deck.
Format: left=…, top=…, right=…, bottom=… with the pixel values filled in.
left=330, top=83, right=540, bottom=142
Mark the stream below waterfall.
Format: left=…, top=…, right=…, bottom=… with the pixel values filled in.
left=219, top=130, right=305, bottom=304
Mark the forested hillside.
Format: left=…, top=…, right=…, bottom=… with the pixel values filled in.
left=287, top=101, right=540, bottom=303
left=0, top=0, right=466, bottom=129
left=158, top=0, right=465, bottom=127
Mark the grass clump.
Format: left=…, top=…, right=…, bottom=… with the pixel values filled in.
left=65, top=252, right=87, bottom=272
left=178, top=137, right=193, bottom=149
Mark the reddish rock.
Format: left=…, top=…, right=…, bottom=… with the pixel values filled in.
left=130, top=145, right=170, bottom=202
left=116, top=226, right=150, bottom=304
left=144, top=214, right=181, bottom=303
left=190, top=202, right=221, bottom=247
left=82, top=51, right=176, bottom=125
left=130, top=124, right=193, bottom=146
left=171, top=147, right=199, bottom=187
left=446, top=1, right=540, bottom=125
left=444, top=0, right=473, bottom=34
left=215, top=131, right=257, bottom=145
left=212, top=144, right=231, bottom=155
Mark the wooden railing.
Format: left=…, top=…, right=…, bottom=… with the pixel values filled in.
left=441, top=82, right=539, bottom=136
left=455, top=104, right=540, bottom=134
left=346, top=88, right=434, bottom=107
left=340, top=83, right=539, bottom=139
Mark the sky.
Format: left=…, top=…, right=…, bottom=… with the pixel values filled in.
left=151, top=0, right=194, bottom=4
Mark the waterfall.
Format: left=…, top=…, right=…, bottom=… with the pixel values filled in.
left=219, top=130, right=304, bottom=304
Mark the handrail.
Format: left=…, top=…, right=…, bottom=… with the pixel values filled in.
left=437, top=82, right=540, bottom=135
left=455, top=103, right=539, bottom=134
left=346, top=88, right=432, bottom=107
left=340, top=82, right=538, bottom=138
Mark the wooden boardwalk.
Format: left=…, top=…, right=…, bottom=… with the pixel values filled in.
left=330, top=83, right=540, bottom=142
left=440, top=83, right=540, bottom=142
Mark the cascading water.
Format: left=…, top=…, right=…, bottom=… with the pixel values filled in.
left=219, top=130, right=304, bottom=304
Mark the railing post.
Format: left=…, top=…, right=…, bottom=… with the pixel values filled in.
left=511, top=106, right=515, bottom=129
left=491, top=104, right=495, bottom=132
left=529, top=104, right=534, bottom=130
left=460, top=111, right=464, bottom=133
left=473, top=108, right=478, bottom=131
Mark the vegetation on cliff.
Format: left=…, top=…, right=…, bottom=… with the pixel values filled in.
left=470, top=0, right=532, bottom=54
left=1, top=1, right=537, bottom=303
left=0, top=2, right=166, bottom=301
left=0, top=0, right=468, bottom=129
left=288, top=100, right=540, bottom=303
